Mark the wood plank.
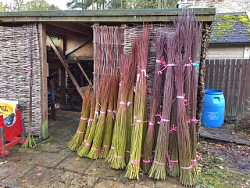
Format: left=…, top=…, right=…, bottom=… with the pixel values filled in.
left=213, top=59, right=219, bottom=89
left=204, top=59, right=209, bottom=88
left=232, top=59, right=241, bottom=116
left=228, top=59, right=236, bottom=116
left=218, top=59, right=225, bottom=91
left=47, top=35, right=84, bottom=99
left=208, top=59, right=214, bottom=89
left=59, top=35, right=66, bottom=105
left=65, top=38, right=92, bottom=56
left=77, top=61, right=93, bottom=86
left=223, top=59, right=231, bottom=116
left=38, top=23, right=48, bottom=139
left=243, top=60, right=250, bottom=115
left=237, top=59, right=247, bottom=117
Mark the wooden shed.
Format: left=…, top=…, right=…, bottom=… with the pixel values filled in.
left=0, top=8, right=215, bottom=138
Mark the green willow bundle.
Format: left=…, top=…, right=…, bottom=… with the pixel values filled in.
left=108, top=54, right=135, bottom=169
left=149, top=36, right=175, bottom=180
left=77, top=78, right=103, bottom=157
left=142, top=31, right=165, bottom=173
left=67, top=86, right=92, bottom=151
left=102, top=75, right=119, bottom=158
left=174, top=13, right=193, bottom=187
left=125, top=40, right=137, bottom=165
left=125, top=27, right=150, bottom=179
left=86, top=75, right=111, bottom=159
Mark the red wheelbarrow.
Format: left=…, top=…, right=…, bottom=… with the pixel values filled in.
left=0, top=109, right=26, bottom=158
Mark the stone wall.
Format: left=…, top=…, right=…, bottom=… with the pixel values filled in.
left=179, top=0, right=250, bottom=13
left=0, top=24, right=42, bottom=136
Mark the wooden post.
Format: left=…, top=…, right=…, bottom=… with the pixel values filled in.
left=47, top=35, right=84, bottom=99
left=38, top=23, right=48, bottom=139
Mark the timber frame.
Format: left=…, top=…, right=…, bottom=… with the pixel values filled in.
left=0, top=8, right=215, bottom=138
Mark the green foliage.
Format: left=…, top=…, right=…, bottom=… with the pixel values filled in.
left=0, top=2, right=4, bottom=12
left=66, top=0, right=178, bottom=10
left=22, top=0, right=60, bottom=11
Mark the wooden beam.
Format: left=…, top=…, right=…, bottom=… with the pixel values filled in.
left=49, top=22, right=92, bottom=36
left=47, top=24, right=86, bottom=38
left=76, top=59, right=93, bottom=86
left=67, top=56, right=93, bottom=61
left=47, top=35, right=84, bottom=99
left=38, top=23, right=48, bottom=139
left=59, top=35, right=66, bottom=104
left=65, top=38, right=92, bottom=56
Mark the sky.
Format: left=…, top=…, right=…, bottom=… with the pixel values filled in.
left=4, top=0, right=69, bottom=10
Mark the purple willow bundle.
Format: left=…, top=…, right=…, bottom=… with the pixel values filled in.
left=166, top=37, right=179, bottom=177
left=142, top=31, right=165, bottom=173
left=148, top=35, right=175, bottom=180
left=174, top=12, right=193, bottom=187
left=189, top=21, right=202, bottom=183
left=108, top=53, right=136, bottom=169
left=125, top=27, right=150, bottom=179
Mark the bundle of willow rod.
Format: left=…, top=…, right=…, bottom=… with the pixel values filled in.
left=189, top=21, right=202, bottom=184
left=174, top=12, right=193, bottom=187
left=166, top=36, right=179, bottom=177
left=82, top=92, right=95, bottom=146
left=67, top=86, right=92, bottom=151
left=102, top=74, right=119, bottom=158
left=125, top=27, right=150, bottom=179
left=108, top=54, right=135, bottom=169
left=142, top=31, right=165, bottom=173
left=24, top=27, right=36, bottom=148
left=125, top=40, right=138, bottom=164
left=149, top=35, right=175, bottom=180
left=77, top=77, right=102, bottom=157
left=87, top=74, right=111, bottom=159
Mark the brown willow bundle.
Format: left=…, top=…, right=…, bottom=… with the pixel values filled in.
left=67, top=86, right=92, bottom=151
left=149, top=36, right=175, bottom=180
left=87, top=74, right=111, bottom=159
left=166, top=37, right=179, bottom=177
left=108, top=54, right=135, bottom=169
left=188, top=21, right=202, bottom=184
left=82, top=92, right=95, bottom=145
left=102, top=74, right=119, bottom=158
left=125, top=27, right=150, bottom=179
left=77, top=76, right=102, bottom=157
left=142, top=31, right=165, bottom=173
left=174, top=12, right=193, bottom=187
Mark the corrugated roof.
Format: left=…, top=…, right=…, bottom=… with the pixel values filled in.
left=210, top=12, right=250, bottom=45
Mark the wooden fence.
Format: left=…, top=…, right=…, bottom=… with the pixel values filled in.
left=204, top=59, right=250, bottom=118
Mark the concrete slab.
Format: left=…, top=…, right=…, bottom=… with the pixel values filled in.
left=31, top=151, right=68, bottom=168
left=0, top=161, right=34, bottom=185
left=49, top=171, right=98, bottom=188
left=155, top=177, right=185, bottom=188
left=93, top=178, right=135, bottom=188
left=5, top=148, right=41, bottom=165
left=85, top=159, right=123, bottom=180
left=14, top=166, right=64, bottom=188
left=56, top=152, right=94, bottom=173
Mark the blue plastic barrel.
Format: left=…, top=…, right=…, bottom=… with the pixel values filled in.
left=201, top=89, right=225, bottom=128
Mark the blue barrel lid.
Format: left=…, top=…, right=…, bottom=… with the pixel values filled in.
left=204, top=89, right=223, bottom=95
